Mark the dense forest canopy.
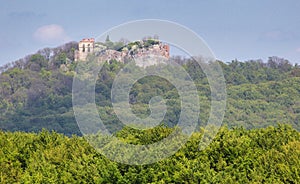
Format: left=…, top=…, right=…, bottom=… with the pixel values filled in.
left=1, top=125, right=300, bottom=183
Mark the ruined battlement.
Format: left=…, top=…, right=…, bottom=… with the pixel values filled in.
left=74, top=38, right=170, bottom=62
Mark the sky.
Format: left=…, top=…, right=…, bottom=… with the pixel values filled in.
left=1, top=0, right=300, bottom=66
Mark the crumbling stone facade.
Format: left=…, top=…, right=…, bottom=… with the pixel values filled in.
left=74, top=38, right=170, bottom=62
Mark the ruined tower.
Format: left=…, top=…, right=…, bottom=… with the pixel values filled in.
left=75, top=38, right=95, bottom=61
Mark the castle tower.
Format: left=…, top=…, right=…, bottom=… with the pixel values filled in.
left=75, top=38, right=95, bottom=61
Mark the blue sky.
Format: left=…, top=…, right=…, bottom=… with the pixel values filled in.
left=1, top=0, right=300, bottom=65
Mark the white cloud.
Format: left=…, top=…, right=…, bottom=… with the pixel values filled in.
left=33, top=24, right=70, bottom=44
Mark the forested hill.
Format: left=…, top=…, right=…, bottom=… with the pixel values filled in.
left=1, top=41, right=300, bottom=135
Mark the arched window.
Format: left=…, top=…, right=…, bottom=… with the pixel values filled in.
left=82, top=44, right=85, bottom=52
left=88, top=44, right=91, bottom=52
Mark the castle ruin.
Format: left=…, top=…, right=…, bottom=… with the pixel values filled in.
left=74, top=38, right=170, bottom=63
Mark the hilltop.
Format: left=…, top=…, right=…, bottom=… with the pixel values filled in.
left=0, top=39, right=300, bottom=135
